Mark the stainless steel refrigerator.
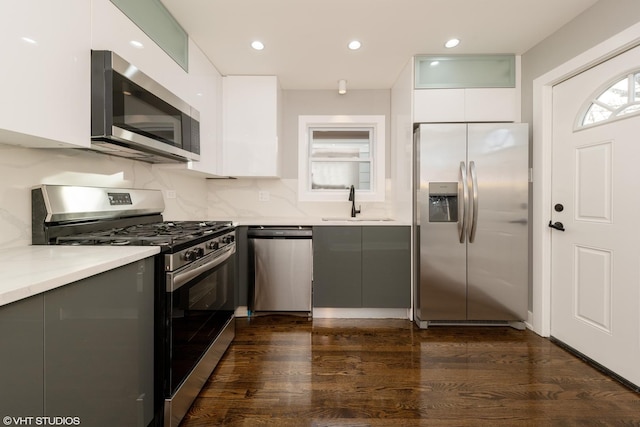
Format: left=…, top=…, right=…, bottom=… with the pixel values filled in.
left=414, top=123, right=529, bottom=327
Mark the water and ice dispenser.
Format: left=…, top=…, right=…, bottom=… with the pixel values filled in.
left=428, top=182, right=458, bottom=222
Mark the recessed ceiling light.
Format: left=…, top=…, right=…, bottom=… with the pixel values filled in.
left=251, top=41, right=265, bottom=51
left=445, top=38, right=460, bottom=48
left=129, top=40, right=144, bottom=49
left=348, top=40, right=362, bottom=50
left=430, top=61, right=440, bottom=67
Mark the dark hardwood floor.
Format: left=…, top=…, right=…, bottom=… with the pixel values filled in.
left=180, top=316, right=640, bottom=426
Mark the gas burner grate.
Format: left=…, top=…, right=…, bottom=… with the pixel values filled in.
left=53, top=221, right=234, bottom=248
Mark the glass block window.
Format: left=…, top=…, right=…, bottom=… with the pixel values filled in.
left=579, top=71, right=640, bottom=128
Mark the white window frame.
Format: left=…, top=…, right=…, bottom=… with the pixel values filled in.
left=298, top=115, right=385, bottom=202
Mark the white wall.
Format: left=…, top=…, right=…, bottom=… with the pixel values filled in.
left=0, top=144, right=208, bottom=248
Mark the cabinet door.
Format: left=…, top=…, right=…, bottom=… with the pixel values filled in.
left=312, top=226, right=362, bottom=307
left=362, top=226, right=411, bottom=308
left=91, top=0, right=185, bottom=99
left=414, top=88, right=518, bottom=123
left=0, top=295, right=44, bottom=416
left=44, top=258, right=155, bottom=427
left=413, top=89, right=465, bottom=123
left=222, top=75, right=280, bottom=177
left=236, top=226, right=249, bottom=309
left=183, top=40, right=223, bottom=176
left=0, top=0, right=90, bottom=148
left=464, top=88, right=517, bottom=122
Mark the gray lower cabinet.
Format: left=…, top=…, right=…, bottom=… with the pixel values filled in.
left=313, top=226, right=362, bottom=307
left=45, top=258, right=155, bottom=426
left=313, top=226, right=410, bottom=308
left=362, top=226, right=411, bottom=308
left=236, top=226, right=249, bottom=308
left=0, top=294, right=44, bottom=416
left=0, top=258, right=155, bottom=426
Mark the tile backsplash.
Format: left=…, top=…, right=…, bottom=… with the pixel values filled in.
left=0, top=144, right=208, bottom=248
left=206, top=177, right=396, bottom=221
left=1, top=143, right=410, bottom=248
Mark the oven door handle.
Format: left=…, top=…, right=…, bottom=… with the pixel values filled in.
left=167, top=243, right=236, bottom=292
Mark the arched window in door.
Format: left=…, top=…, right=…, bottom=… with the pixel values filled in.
left=577, top=70, right=640, bottom=129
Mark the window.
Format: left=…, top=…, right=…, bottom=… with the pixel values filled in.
left=298, top=115, right=385, bottom=201
left=578, top=70, right=640, bottom=128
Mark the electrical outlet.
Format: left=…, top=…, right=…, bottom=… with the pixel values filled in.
left=166, top=190, right=176, bottom=199
left=258, top=191, right=270, bottom=202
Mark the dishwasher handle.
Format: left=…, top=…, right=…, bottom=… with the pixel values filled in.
left=247, top=226, right=312, bottom=239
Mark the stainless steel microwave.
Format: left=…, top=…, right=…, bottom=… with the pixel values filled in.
left=91, top=50, right=200, bottom=163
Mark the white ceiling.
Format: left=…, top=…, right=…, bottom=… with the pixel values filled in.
left=161, top=0, right=599, bottom=90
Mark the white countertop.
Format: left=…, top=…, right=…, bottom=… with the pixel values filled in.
left=231, top=217, right=411, bottom=226
left=0, top=245, right=160, bottom=307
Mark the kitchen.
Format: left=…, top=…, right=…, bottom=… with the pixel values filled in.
left=2, top=0, right=640, bottom=425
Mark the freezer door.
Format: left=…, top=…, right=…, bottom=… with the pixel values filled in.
left=416, top=124, right=468, bottom=321
left=466, top=123, right=529, bottom=320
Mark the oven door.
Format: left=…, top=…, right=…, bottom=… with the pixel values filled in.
left=165, top=243, right=236, bottom=398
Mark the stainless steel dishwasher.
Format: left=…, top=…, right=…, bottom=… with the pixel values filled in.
left=247, top=226, right=313, bottom=314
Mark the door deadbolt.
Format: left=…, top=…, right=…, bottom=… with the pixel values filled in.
left=554, top=204, right=564, bottom=212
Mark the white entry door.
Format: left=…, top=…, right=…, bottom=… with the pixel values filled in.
left=551, top=45, right=640, bottom=386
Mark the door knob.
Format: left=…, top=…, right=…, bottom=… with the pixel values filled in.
left=548, top=221, right=565, bottom=232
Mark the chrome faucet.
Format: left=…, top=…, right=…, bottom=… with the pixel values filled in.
left=348, top=185, right=361, bottom=218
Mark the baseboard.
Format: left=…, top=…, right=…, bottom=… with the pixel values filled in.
left=550, top=336, right=640, bottom=393
left=311, top=308, right=410, bottom=319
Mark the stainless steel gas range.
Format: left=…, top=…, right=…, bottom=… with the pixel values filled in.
left=32, top=184, right=236, bottom=427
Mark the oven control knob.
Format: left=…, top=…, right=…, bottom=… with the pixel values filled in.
left=183, top=250, right=195, bottom=261
left=194, top=247, right=205, bottom=258
left=208, top=241, right=219, bottom=250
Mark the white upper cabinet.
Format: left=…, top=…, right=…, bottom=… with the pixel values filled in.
left=92, top=0, right=222, bottom=176
left=0, top=0, right=91, bottom=148
left=413, top=88, right=518, bottom=123
left=413, top=55, right=521, bottom=123
left=221, top=76, right=281, bottom=177
left=414, top=89, right=466, bottom=122
left=91, top=0, right=185, bottom=98
left=174, top=41, right=223, bottom=177
left=464, top=88, right=518, bottom=122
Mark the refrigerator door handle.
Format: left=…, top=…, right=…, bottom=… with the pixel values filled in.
left=468, top=161, right=479, bottom=243
left=459, top=161, right=468, bottom=243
